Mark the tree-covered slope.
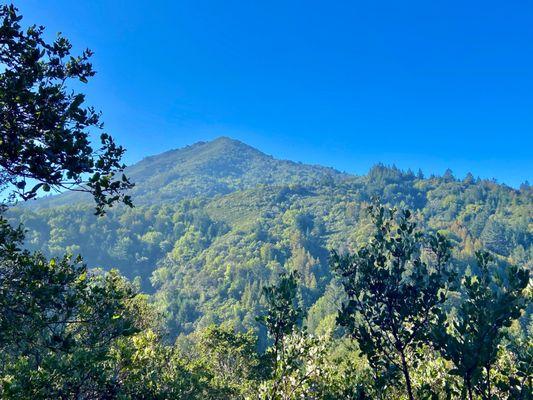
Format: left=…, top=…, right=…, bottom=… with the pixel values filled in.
left=125, top=137, right=347, bottom=202
left=8, top=137, right=532, bottom=339
left=26, top=137, right=346, bottom=208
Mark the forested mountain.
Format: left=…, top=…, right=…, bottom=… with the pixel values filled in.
left=2, top=5, right=531, bottom=397
left=26, top=137, right=346, bottom=207
left=7, top=137, right=532, bottom=340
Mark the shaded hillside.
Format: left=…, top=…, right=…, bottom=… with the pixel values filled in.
left=8, top=137, right=532, bottom=339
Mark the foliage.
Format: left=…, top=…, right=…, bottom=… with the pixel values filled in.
left=0, top=217, right=142, bottom=398
left=331, top=202, right=454, bottom=400
left=8, top=137, right=531, bottom=339
left=111, top=329, right=215, bottom=399
left=187, top=324, right=261, bottom=398
left=431, top=251, right=530, bottom=400
left=257, top=331, right=330, bottom=400
left=0, top=4, right=132, bottom=214
left=257, top=270, right=303, bottom=350
left=0, top=214, right=218, bottom=399
left=0, top=5, right=135, bottom=398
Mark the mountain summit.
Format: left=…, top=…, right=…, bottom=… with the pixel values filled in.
left=124, top=136, right=344, bottom=203
left=32, top=137, right=346, bottom=208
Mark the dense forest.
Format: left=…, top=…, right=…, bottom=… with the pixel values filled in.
left=0, top=4, right=531, bottom=399
left=5, top=138, right=533, bottom=398
left=8, top=137, right=532, bottom=341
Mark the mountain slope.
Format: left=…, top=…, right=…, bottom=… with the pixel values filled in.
left=30, top=137, right=347, bottom=208
left=7, top=137, right=532, bottom=339
left=125, top=137, right=349, bottom=204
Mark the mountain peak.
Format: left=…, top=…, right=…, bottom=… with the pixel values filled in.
left=118, top=137, right=344, bottom=203
left=210, top=136, right=245, bottom=145
left=24, top=137, right=345, bottom=208
left=142, top=137, right=266, bottom=165
left=192, top=136, right=266, bottom=157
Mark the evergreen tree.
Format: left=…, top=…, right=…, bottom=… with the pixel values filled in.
left=257, top=270, right=303, bottom=353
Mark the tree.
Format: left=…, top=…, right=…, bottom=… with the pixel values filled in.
left=504, top=324, right=533, bottom=399
left=0, top=5, right=140, bottom=397
left=0, top=223, right=144, bottom=397
left=331, top=203, right=453, bottom=400
left=443, top=169, right=455, bottom=182
left=193, top=325, right=260, bottom=398
left=257, top=270, right=304, bottom=398
left=480, top=219, right=511, bottom=256
left=431, top=251, right=530, bottom=400
left=257, top=331, right=329, bottom=400
left=0, top=4, right=132, bottom=215
left=257, top=270, right=303, bottom=353
left=464, top=172, right=475, bottom=185
left=112, top=329, right=212, bottom=399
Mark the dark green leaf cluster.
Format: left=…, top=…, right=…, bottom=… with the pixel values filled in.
left=332, top=203, right=531, bottom=400
left=0, top=5, right=133, bottom=215
left=332, top=203, right=454, bottom=399
left=257, top=270, right=303, bottom=349
left=0, top=215, right=139, bottom=397
left=432, top=251, right=530, bottom=399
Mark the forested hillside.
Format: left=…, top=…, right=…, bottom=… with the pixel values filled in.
left=8, top=137, right=532, bottom=340
left=2, top=4, right=531, bottom=398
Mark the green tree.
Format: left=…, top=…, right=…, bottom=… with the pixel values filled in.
left=504, top=324, right=533, bottom=399
left=480, top=219, right=511, bottom=256
left=257, top=270, right=303, bottom=353
left=257, top=331, right=329, bottom=400
left=0, top=5, right=139, bottom=397
left=0, top=4, right=132, bottom=214
left=193, top=325, right=260, bottom=398
left=112, top=329, right=212, bottom=399
left=257, top=270, right=305, bottom=398
left=331, top=203, right=453, bottom=400
left=431, top=251, right=530, bottom=400
left=0, top=230, right=144, bottom=397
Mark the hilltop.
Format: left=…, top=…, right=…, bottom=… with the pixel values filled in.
left=28, top=137, right=346, bottom=208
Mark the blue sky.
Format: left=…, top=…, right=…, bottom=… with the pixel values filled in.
left=19, top=0, right=532, bottom=186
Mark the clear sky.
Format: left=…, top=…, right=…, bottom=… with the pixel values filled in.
left=18, top=0, right=533, bottom=187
